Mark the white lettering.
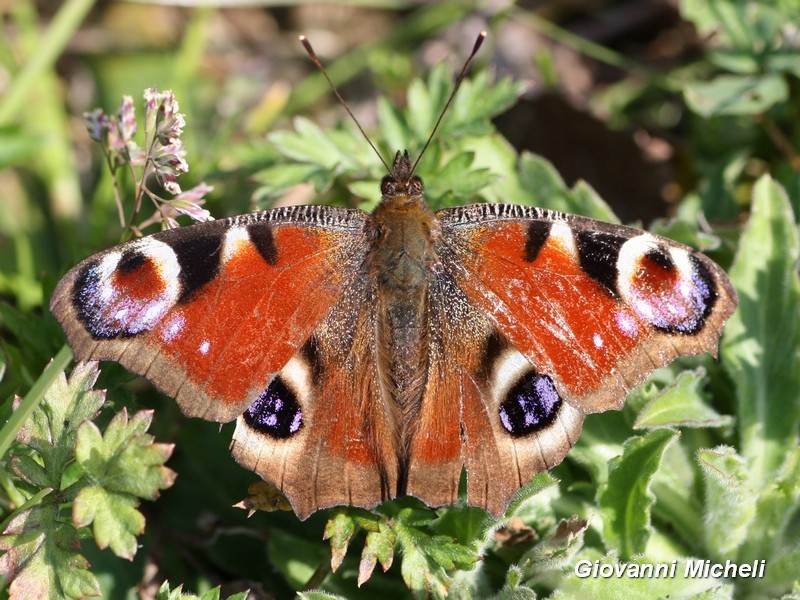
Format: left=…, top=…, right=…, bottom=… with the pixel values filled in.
left=574, top=560, right=593, bottom=578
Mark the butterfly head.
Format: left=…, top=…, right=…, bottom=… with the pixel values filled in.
left=380, top=150, right=424, bottom=198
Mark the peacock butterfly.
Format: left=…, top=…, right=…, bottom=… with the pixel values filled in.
left=49, top=33, right=737, bottom=520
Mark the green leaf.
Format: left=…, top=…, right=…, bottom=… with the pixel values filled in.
left=740, top=448, right=800, bottom=589
left=14, top=361, right=105, bottom=484
left=0, top=504, right=100, bottom=599
left=269, top=117, right=354, bottom=170
left=505, top=471, right=560, bottom=517
left=697, top=446, right=756, bottom=559
left=323, top=509, right=359, bottom=572
left=721, top=175, right=800, bottom=483
left=269, top=527, right=329, bottom=590
left=72, top=486, right=143, bottom=560
left=152, top=581, right=249, bottom=600
left=684, top=74, right=788, bottom=117
left=516, top=153, right=618, bottom=221
left=386, top=508, right=478, bottom=599
left=598, top=429, right=678, bottom=558
left=491, top=565, right=538, bottom=600
left=448, top=71, right=525, bottom=136
left=377, top=96, right=412, bottom=156
left=253, top=162, right=333, bottom=196
left=358, top=524, right=397, bottom=586
left=424, top=151, right=498, bottom=202
left=76, top=409, right=175, bottom=498
left=298, top=591, right=349, bottom=600
left=10, top=453, right=51, bottom=489
left=73, top=409, right=175, bottom=559
left=634, top=368, right=733, bottom=429
left=517, top=516, right=589, bottom=579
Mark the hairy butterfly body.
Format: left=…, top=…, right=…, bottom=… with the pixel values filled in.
left=51, top=149, right=737, bottom=519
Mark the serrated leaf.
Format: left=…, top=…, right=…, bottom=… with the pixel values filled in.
left=269, top=117, right=349, bottom=169
left=14, top=362, right=104, bottom=483
left=393, top=509, right=479, bottom=600
left=634, top=368, right=733, bottom=429
left=0, top=504, right=100, bottom=599
left=684, top=74, right=788, bottom=117
left=75, top=409, right=175, bottom=500
left=72, top=409, right=175, bottom=559
left=10, top=454, right=50, bottom=488
left=358, top=525, right=396, bottom=586
left=72, top=486, right=144, bottom=559
left=152, top=581, right=248, bottom=600
left=155, top=581, right=182, bottom=600
left=323, top=509, right=358, bottom=572
left=424, top=151, right=498, bottom=202
left=449, top=72, right=525, bottom=135
left=598, top=429, right=678, bottom=558
left=721, top=175, right=800, bottom=483
left=697, top=446, right=756, bottom=558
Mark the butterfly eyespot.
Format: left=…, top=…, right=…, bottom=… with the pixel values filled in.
left=618, top=242, right=718, bottom=335
left=243, top=376, right=303, bottom=439
left=499, top=372, right=562, bottom=437
left=72, top=242, right=182, bottom=339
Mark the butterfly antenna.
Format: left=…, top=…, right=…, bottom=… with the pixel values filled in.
left=410, top=31, right=487, bottom=174
left=299, top=35, right=392, bottom=174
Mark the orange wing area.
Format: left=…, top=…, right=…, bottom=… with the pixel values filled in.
left=157, top=226, right=352, bottom=411
left=436, top=205, right=736, bottom=413
left=456, top=221, right=643, bottom=396
left=51, top=207, right=370, bottom=422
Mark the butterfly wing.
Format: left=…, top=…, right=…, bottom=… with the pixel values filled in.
left=400, top=203, right=737, bottom=517
left=50, top=206, right=371, bottom=422
left=405, top=273, right=584, bottom=517
left=231, top=277, right=401, bottom=519
left=435, top=204, right=738, bottom=414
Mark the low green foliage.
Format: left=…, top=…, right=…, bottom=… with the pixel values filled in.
left=0, top=362, right=174, bottom=598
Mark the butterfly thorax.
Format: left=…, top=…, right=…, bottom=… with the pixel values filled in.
left=368, top=151, right=440, bottom=444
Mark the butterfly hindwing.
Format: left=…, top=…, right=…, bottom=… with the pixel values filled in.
left=232, top=278, right=401, bottom=519
left=405, top=273, right=585, bottom=516
left=50, top=206, right=371, bottom=422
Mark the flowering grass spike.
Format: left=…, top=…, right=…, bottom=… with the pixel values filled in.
left=84, top=87, right=213, bottom=236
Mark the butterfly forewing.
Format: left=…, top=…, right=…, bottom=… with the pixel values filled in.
left=51, top=206, right=371, bottom=422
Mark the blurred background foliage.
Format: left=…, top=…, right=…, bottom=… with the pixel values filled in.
left=1, top=1, right=799, bottom=599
